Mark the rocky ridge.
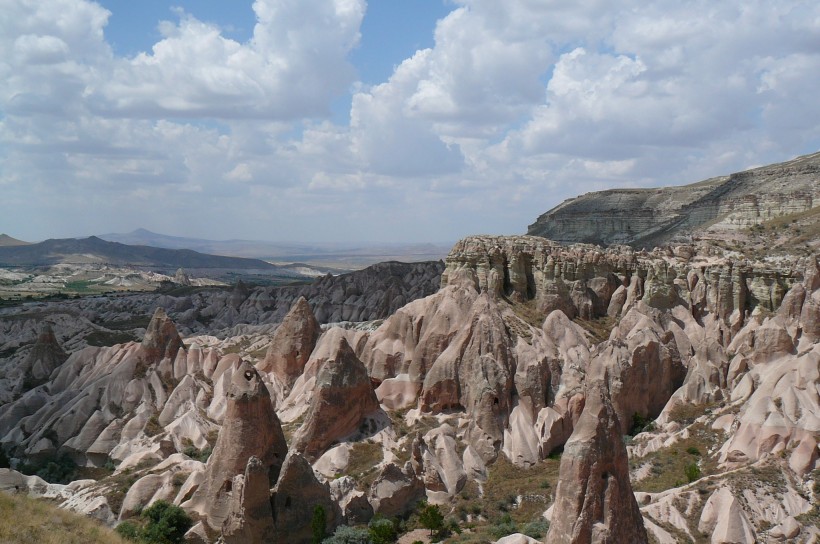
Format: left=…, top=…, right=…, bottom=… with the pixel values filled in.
left=528, top=151, right=819, bottom=249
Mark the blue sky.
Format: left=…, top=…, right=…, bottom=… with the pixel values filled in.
left=1, top=0, right=819, bottom=243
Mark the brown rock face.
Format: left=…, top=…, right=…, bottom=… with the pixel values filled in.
left=257, top=296, right=320, bottom=389
left=141, top=307, right=184, bottom=363
left=187, top=359, right=287, bottom=535
left=25, top=323, right=68, bottom=381
left=270, top=452, right=339, bottom=543
left=292, top=336, right=380, bottom=461
left=546, top=382, right=648, bottom=544
left=221, top=456, right=276, bottom=544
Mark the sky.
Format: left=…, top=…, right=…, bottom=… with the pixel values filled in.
left=1, top=0, right=819, bottom=244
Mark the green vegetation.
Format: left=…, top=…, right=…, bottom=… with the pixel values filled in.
left=19, top=452, right=78, bottom=484
left=312, top=505, right=328, bottom=544
left=629, top=412, right=656, bottom=436
left=368, top=517, right=398, bottom=544
left=322, top=526, right=372, bottom=543
left=115, top=500, right=192, bottom=544
left=418, top=502, right=444, bottom=537
left=0, top=491, right=129, bottom=544
left=631, top=420, right=720, bottom=493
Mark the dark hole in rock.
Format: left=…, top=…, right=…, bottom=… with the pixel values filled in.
left=244, top=370, right=253, bottom=381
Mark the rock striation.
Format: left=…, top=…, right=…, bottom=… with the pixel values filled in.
left=528, top=151, right=820, bottom=248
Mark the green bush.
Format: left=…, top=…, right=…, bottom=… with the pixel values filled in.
left=685, top=446, right=701, bottom=456
left=115, top=521, right=140, bottom=540
left=368, top=517, right=397, bottom=544
left=490, top=513, right=517, bottom=539
left=685, top=462, right=701, bottom=483
left=322, top=525, right=372, bottom=544
left=19, top=453, right=77, bottom=484
left=630, top=413, right=656, bottom=435
left=522, top=519, right=550, bottom=539
left=139, top=500, right=192, bottom=544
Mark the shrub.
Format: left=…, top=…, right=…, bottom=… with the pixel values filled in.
left=139, top=500, right=192, bottom=544
left=115, top=521, right=140, bottom=541
left=368, top=517, right=397, bottom=544
left=0, top=448, right=9, bottom=469
left=322, top=525, right=372, bottom=544
left=685, top=463, right=701, bottom=483
left=686, top=446, right=701, bottom=456
left=490, top=513, right=518, bottom=538
left=19, top=453, right=77, bottom=484
left=630, top=413, right=655, bottom=435
left=522, top=519, right=550, bottom=539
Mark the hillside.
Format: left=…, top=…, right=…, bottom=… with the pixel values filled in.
left=528, top=151, right=820, bottom=248
left=0, top=490, right=127, bottom=544
left=0, top=236, right=278, bottom=270
left=0, top=234, right=31, bottom=247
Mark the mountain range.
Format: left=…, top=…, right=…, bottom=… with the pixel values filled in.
left=0, top=235, right=277, bottom=270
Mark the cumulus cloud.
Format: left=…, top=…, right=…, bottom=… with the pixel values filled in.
left=1, top=0, right=819, bottom=242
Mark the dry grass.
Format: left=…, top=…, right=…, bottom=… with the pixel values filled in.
left=631, top=421, right=721, bottom=493
left=447, top=456, right=560, bottom=542
left=573, top=316, right=618, bottom=344
left=347, top=441, right=384, bottom=491
left=0, top=491, right=128, bottom=544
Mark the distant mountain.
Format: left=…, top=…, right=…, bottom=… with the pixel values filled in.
left=99, top=228, right=451, bottom=266
left=0, top=234, right=32, bottom=247
left=0, top=236, right=278, bottom=270
left=527, top=151, right=820, bottom=248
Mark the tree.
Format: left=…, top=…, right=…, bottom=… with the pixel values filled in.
left=417, top=502, right=444, bottom=537
left=312, top=504, right=328, bottom=544
left=685, top=462, right=701, bottom=483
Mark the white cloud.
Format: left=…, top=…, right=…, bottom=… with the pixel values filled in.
left=1, top=0, right=819, bottom=243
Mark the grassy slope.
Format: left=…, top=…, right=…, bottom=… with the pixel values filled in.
left=0, top=492, right=127, bottom=544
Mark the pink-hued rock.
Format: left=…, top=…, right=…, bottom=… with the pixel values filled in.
left=257, top=297, right=320, bottom=390
left=546, top=382, right=648, bottom=544
left=292, top=335, right=380, bottom=461
left=186, top=359, right=286, bottom=536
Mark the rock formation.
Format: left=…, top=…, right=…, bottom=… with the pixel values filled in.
left=186, top=359, right=287, bottom=537
left=292, top=336, right=380, bottom=461
left=23, top=323, right=68, bottom=382
left=141, top=307, right=184, bottom=363
left=257, top=296, right=320, bottom=389
left=269, top=452, right=339, bottom=543
left=546, top=381, right=648, bottom=544
left=528, top=150, right=819, bottom=248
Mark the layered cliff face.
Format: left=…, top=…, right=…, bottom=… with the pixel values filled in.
left=528, top=151, right=820, bottom=249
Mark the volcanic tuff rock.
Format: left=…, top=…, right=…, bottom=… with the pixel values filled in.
left=291, top=335, right=381, bottom=462
left=546, top=381, right=647, bottom=544
left=269, top=452, right=339, bottom=542
left=186, top=359, right=287, bottom=535
left=23, top=323, right=68, bottom=382
left=257, top=296, right=320, bottom=390
left=528, top=151, right=820, bottom=248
